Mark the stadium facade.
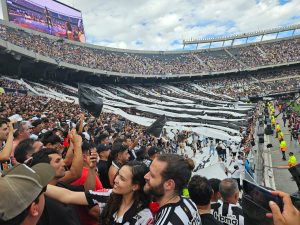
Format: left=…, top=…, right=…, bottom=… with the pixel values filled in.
left=0, top=18, right=299, bottom=86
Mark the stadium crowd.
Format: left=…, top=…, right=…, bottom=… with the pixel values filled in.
left=0, top=17, right=300, bottom=224
left=0, top=77, right=299, bottom=225
left=194, top=67, right=300, bottom=99
left=0, top=21, right=300, bottom=75
left=0, top=78, right=27, bottom=90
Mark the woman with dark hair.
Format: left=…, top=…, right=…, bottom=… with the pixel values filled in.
left=45, top=161, right=153, bottom=225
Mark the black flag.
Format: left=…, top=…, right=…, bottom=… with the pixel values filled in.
left=78, top=84, right=103, bottom=117
left=145, top=115, right=166, bottom=138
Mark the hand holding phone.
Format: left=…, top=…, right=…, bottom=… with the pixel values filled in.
left=88, top=149, right=97, bottom=169
left=266, top=191, right=300, bottom=225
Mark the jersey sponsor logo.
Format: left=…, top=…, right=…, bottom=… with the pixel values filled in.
left=213, top=211, right=238, bottom=225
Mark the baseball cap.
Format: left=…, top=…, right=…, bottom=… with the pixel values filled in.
left=31, top=119, right=42, bottom=128
left=95, top=133, right=109, bottom=144
left=0, top=163, right=55, bottom=221
left=148, top=146, right=162, bottom=157
left=97, top=144, right=110, bottom=153
left=135, top=146, right=147, bottom=158
left=82, top=132, right=91, bottom=141
left=110, top=143, right=128, bottom=157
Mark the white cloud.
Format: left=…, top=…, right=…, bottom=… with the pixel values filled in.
left=59, top=0, right=300, bottom=50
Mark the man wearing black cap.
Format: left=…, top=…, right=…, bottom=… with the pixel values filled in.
left=108, top=142, right=130, bottom=187
left=41, top=132, right=64, bottom=153
left=135, top=146, right=152, bottom=167
left=95, top=133, right=109, bottom=145
left=0, top=163, right=55, bottom=225
left=30, top=119, right=44, bottom=140
left=97, top=144, right=111, bottom=188
left=148, top=146, right=162, bottom=162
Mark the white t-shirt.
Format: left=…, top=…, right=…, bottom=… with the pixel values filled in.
left=237, top=159, right=245, bottom=172
left=231, top=144, right=238, bottom=153
left=30, top=133, right=39, bottom=140
left=231, top=168, right=241, bottom=179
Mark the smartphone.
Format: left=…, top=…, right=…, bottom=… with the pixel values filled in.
left=243, top=180, right=283, bottom=212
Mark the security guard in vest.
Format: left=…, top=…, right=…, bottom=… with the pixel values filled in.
left=275, top=123, right=281, bottom=138
left=288, top=152, right=297, bottom=167
left=271, top=115, right=276, bottom=128
left=280, top=139, right=287, bottom=160
left=278, top=130, right=284, bottom=141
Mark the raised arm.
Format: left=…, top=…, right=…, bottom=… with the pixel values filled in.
left=84, top=148, right=97, bottom=191
left=46, top=184, right=88, bottom=205
left=46, top=185, right=112, bottom=206
left=78, top=114, right=85, bottom=134
left=59, top=129, right=83, bottom=183
left=63, top=138, right=74, bottom=166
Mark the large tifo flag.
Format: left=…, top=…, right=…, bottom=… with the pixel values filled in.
left=145, top=115, right=167, bottom=138
left=78, top=84, right=103, bottom=117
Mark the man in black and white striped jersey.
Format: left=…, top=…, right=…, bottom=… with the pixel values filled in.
left=144, top=154, right=202, bottom=225
left=211, top=178, right=244, bottom=225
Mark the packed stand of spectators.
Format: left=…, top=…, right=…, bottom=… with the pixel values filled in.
left=229, top=38, right=300, bottom=68
left=29, top=80, right=78, bottom=97
left=1, top=22, right=300, bottom=75
left=195, top=66, right=300, bottom=98
left=196, top=51, right=244, bottom=71
left=229, top=44, right=272, bottom=68
left=252, top=67, right=300, bottom=81
left=0, top=77, right=27, bottom=90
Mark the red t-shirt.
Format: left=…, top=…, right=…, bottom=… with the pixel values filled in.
left=72, top=167, right=103, bottom=225
left=72, top=167, right=103, bottom=189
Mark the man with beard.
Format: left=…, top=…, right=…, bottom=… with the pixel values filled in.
left=144, top=154, right=202, bottom=225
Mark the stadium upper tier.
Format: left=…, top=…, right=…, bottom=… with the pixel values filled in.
left=0, top=19, right=300, bottom=77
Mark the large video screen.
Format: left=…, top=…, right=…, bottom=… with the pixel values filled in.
left=6, top=0, right=85, bottom=42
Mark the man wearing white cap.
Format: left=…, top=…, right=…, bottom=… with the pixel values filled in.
left=0, top=163, right=55, bottom=225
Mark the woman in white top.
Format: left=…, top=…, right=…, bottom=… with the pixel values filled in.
left=45, top=161, right=153, bottom=225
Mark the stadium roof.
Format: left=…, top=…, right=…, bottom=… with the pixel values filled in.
left=183, top=24, right=300, bottom=49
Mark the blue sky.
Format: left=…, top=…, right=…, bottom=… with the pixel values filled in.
left=34, top=0, right=300, bottom=50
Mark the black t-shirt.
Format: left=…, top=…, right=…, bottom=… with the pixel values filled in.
left=216, top=146, right=223, bottom=155
left=201, top=213, right=223, bottom=225
left=37, top=182, right=84, bottom=225
left=97, top=160, right=111, bottom=188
